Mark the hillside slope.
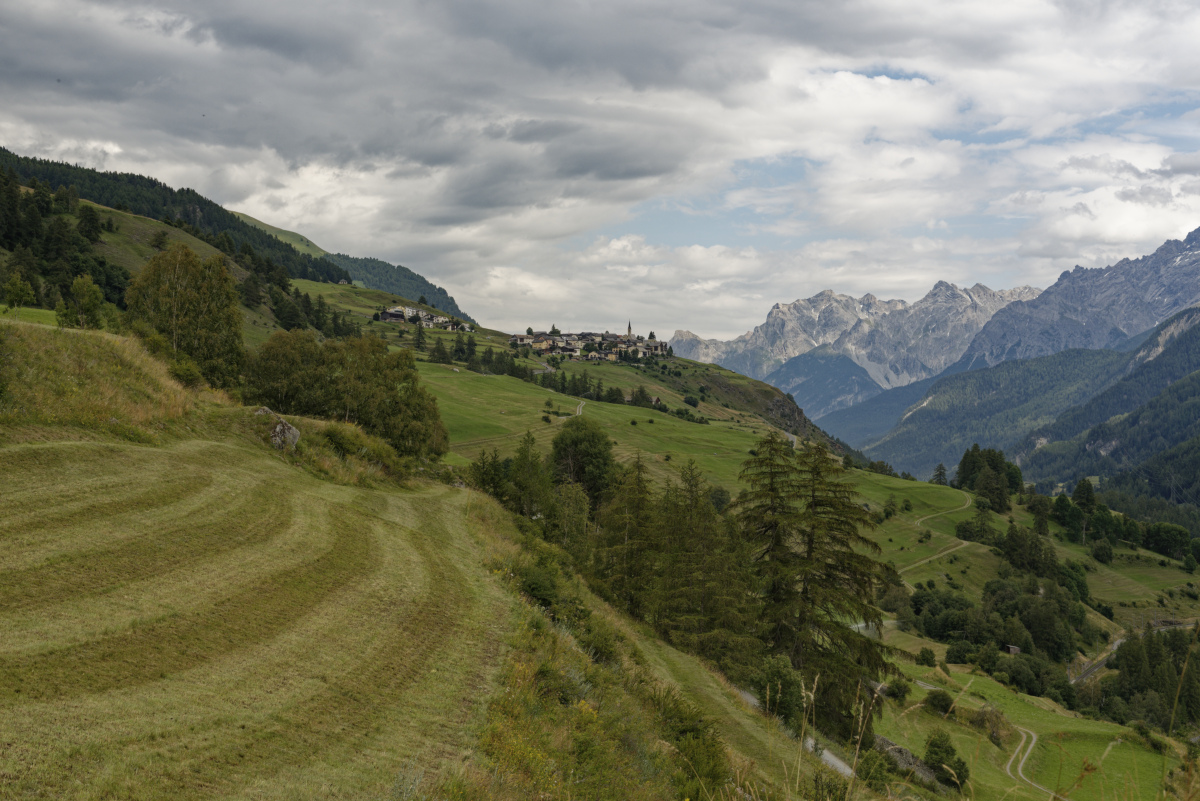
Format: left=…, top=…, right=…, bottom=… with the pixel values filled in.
left=1017, top=306, right=1200, bottom=470
left=0, top=146, right=349, bottom=284
left=324, top=252, right=473, bottom=322
left=0, top=319, right=847, bottom=799
left=864, top=348, right=1130, bottom=477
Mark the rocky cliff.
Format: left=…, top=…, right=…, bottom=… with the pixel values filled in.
left=961, top=226, right=1200, bottom=368
left=672, top=282, right=1039, bottom=418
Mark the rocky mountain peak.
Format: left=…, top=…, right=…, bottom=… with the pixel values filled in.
left=964, top=226, right=1200, bottom=367
left=671, top=278, right=1042, bottom=418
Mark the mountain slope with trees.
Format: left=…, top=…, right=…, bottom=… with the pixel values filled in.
left=0, top=147, right=349, bottom=285
left=323, top=252, right=473, bottom=322
left=1016, top=306, right=1200, bottom=467
left=864, top=348, right=1131, bottom=478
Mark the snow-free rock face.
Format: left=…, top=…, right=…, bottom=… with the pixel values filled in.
left=962, top=226, right=1200, bottom=368
left=671, top=282, right=1039, bottom=418
left=671, top=290, right=906, bottom=380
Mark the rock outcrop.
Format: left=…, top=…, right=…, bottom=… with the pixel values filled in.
left=255, top=407, right=300, bottom=450
left=962, top=226, right=1200, bottom=368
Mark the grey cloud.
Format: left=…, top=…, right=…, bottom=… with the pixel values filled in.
left=1115, top=185, right=1174, bottom=206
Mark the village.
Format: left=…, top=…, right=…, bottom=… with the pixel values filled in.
left=379, top=304, right=473, bottom=331
left=507, top=322, right=671, bottom=361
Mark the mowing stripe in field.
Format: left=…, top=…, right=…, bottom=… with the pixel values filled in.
left=0, top=440, right=516, bottom=798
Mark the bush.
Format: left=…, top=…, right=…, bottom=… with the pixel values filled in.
left=1091, top=540, right=1113, bottom=564
left=168, top=354, right=204, bottom=387
left=886, top=675, right=912, bottom=703
left=946, top=640, right=975, bottom=664
left=856, top=748, right=896, bottom=792
left=916, top=647, right=937, bottom=667
left=518, top=563, right=559, bottom=608
left=322, top=422, right=404, bottom=473
left=924, top=689, right=954, bottom=716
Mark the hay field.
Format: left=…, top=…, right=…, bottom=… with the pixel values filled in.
left=0, top=430, right=514, bottom=798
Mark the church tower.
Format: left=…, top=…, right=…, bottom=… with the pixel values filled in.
left=627, top=320, right=632, bottom=339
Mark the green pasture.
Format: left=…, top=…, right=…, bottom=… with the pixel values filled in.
left=232, top=210, right=329, bottom=257
left=880, top=631, right=1181, bottom=801
left=88, top=201, right=226, bottom=276
left=1, top=304, right=56, bottom=326
left=419, top=363, right=775, bottom=490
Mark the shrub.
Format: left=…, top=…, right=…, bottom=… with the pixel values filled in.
left=925, top=689, right=954, bottom=716
left=886, top=676, right=912, bottom=704
left=168, top=354, right=204, bottom=388
left=518, top=564, right=559, bottom=608
left=916, top=647, right=937, bottom=667
left=856, top=748, right=896, bottom=791
left=946, top=640, right=975, bottom=664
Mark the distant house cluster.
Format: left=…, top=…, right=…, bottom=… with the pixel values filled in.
left=510, top=322, right=669, bottom=361
left=380, top=305, right=472, bottom=331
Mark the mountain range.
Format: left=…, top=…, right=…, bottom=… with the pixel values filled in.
left=672, top=282, right=1040, bottom=418
left=674, top=227, right=1200, bottom=424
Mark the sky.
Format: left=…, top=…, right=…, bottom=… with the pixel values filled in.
left=3, top=1, right=1200, bottom=338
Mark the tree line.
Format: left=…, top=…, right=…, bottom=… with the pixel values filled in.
left=470, top=422, right=896, bottom=742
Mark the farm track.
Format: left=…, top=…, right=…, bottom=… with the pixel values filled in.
left=0, top=436, right=514, bottom=797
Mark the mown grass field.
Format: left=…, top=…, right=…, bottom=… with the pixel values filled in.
left=0, top=321, right=523, bottom=798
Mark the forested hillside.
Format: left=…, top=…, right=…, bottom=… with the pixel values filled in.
left=866, top=348, right=1130, bottom=477
left=816, top=374, right=940, bottom=447
left=0, top=147, right=349, bottom=284
left=1017, top=307, right=1200, bottom=467
left=324, top=252, right=473, bottom=321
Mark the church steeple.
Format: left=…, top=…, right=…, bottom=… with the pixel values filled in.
left=627, top=320, right=632, bottom=338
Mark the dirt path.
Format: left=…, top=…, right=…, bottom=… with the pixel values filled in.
left=1004, top=727, right=1028, bottom=783
left=575, top=399, right=585, bottom=415
left=899, top=540, right=969, bottom=576
left=915, top=488, right=972, bottom=526
left=1006, top=726, right=1065, bottom=799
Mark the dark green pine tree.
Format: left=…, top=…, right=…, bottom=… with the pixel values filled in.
left=974, top=464, right=1010, bottom=513
left=647, top=460, right=761, bottom=681
left=1073, top=478, right=1096, bottom=516
left=429, top=337, right=452, bottom=364
left=595, top=454, right=656, bottom=618
left=931, top=463, right=948, bottom=485
left=791, top=441, right=894, bottom=739
left=452, top=331, right=467, bottom=361
left=733, top=431, right=805, bottom=658
left=413, top=321, right=426, bottom=351
left=75, top=204, right=102, bottom=242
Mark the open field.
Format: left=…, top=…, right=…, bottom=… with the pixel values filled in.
left=0, top=426, right=517, bottom=798
left=87, top=201, right=227, bottom=276
left=418, top=362, right=775, bottom=488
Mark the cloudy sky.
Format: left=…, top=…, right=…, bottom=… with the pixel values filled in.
left=3, top=0, right=1200, bottom=337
